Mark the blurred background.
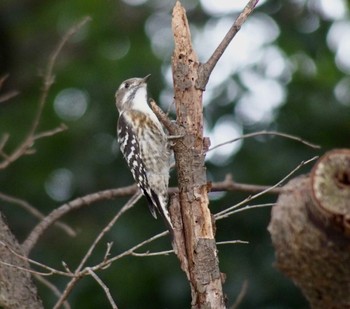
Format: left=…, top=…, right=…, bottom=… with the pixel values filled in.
left=0, top=0, right=349, bottom=308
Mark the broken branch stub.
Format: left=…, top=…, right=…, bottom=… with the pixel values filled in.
left=269, top=149, right=350, bottom=309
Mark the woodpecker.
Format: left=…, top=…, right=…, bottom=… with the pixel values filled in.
left=115, top=75, right=173, bottom=231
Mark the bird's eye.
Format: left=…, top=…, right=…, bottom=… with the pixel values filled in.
left=124, top=82, right=130, bottom=89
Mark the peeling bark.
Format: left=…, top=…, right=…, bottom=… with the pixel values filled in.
left=169, top=2, right=225, bottom=308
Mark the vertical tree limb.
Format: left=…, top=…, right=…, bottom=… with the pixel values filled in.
left=171, top=2, right=225, bottom=308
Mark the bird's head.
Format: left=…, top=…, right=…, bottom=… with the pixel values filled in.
left=115, top=74, right=151, bottom=113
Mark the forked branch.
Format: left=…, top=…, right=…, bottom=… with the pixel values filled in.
left=196, top=0, right=259, bottom=90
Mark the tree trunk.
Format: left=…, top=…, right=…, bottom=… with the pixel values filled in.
left=170, top=2, right=225, bottom=308
left=0, top=213, right=43, bottom=309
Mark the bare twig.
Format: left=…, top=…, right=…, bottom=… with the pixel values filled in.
left=0, top=241, right=71, bottom=277
left=34, top=123, right=68, bottom=140
left=0, top=16, right=91, bottom=170
left=97, top=230, right=169, bottom=269
left=131, top=250, right=173, bottom=257
left=103, top=242, right=113, bottom=263
left=87, top=268, right=119, bottom=309
left=216, top=240, right=249, bottom=245
left=215, top=156, right=319, bottom=220
left=34, top=275, right=71, bottom=309
left=22, top=184, right=137, bottom=255
left=196, top=0, right=259, bottom=89
left=208, top=130, right=321, bottom=153
left=53, top=193, right=141, bottom=308
left=0, top=90, right=20, bottom=103
left=216, top=203, right=275, bottom=220
left=32, top=16, right=91, bottom=138
left=78, top=193, right=141, bottom=271
left=0, top=75, right=18, bottom=103
left=208, top=174, right=284, bottom=194
left=0, top=192, right=75, bottom=237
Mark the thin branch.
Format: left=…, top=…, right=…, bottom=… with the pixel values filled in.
left=216, top=240, right=249, bottom=245
left=53, top=194, right=141, bottom=308
left=31, top=16, right=91, bottom=137
left=215, top=156, right=319, bottom=220
left=103, top=242, right=113, bottom=263
left=196, top=0, right=259, bottom=89
left=1, top=202, right=171, bottom=308
left=208, top=130, right=321, bottom=153
left=216, top=203, right=274, bottom=220
left=77, top=193, right=141, bottom=271
left=0, top=16, right=91, bottom=170
left=0, top=75, right=18, bottom=103
left=0, top=260, right=57, bottom=277
left=22, top=184, right=137, bottom=255
left=34, top=123, right=68, bottom=140
left=93, top=230, right=169, bottom=271
left=0, top=241, right=72, bottom=277
left=34, top=275, right=71, bottom=309
left=150, top=99, right=179, bottom=135
left=0, top=90, right=20, bottom=103
left=87, top=268, right=118, bottom=309
left=208, top=174, right=284, bottom=194
left=0, top=191, right=75, bottom=237
left=131, top=250, right=173, bottom=257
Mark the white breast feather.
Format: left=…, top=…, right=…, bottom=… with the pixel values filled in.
left=133, top=86, right=163, bottom=126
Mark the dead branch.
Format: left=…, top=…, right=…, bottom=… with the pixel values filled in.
left=215, top=156, right=318, bottom=220
left=0, top=191, right=75, bottom=237
left=34, top=275, right=71, bottom=309
left=0, top=16, right=90, bottom=170
left=196, top=0, right=260, bottom=90
left=34, top=123, right=68, bottom=140
left=0, top=241, right=73, bottom=277
left=23, top=171, right=286, bottom=257
left=131, top=250, right=173, bottom=257
left=87, top=268, right=119, bottom=309
left=22, top=184, right=137, bottom=255
left=0, top=90, right=19, bottom=103
left=208, top=174, right=284, bottom=194
left=76, top=193, right=141, bottom=271
left=208, top=130, right=321, bottom=152
left=0, top=74, right=19, bottom=103
left=53, top=193, right=141, bottom=308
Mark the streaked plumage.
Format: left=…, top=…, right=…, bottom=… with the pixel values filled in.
left=115, top=75, right=173, bottom=230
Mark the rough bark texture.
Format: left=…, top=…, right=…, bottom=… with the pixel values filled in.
left=268, top=149, right=350, bottom=309
left=170, top=2, right=225, bottom=308
left=0, top=213, right=43, bottom=309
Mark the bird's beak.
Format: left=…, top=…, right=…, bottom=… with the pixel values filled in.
left=143, top=74, right=151, bottom=83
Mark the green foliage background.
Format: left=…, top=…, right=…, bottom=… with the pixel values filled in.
left=0, top=0, right=349, bottom=308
